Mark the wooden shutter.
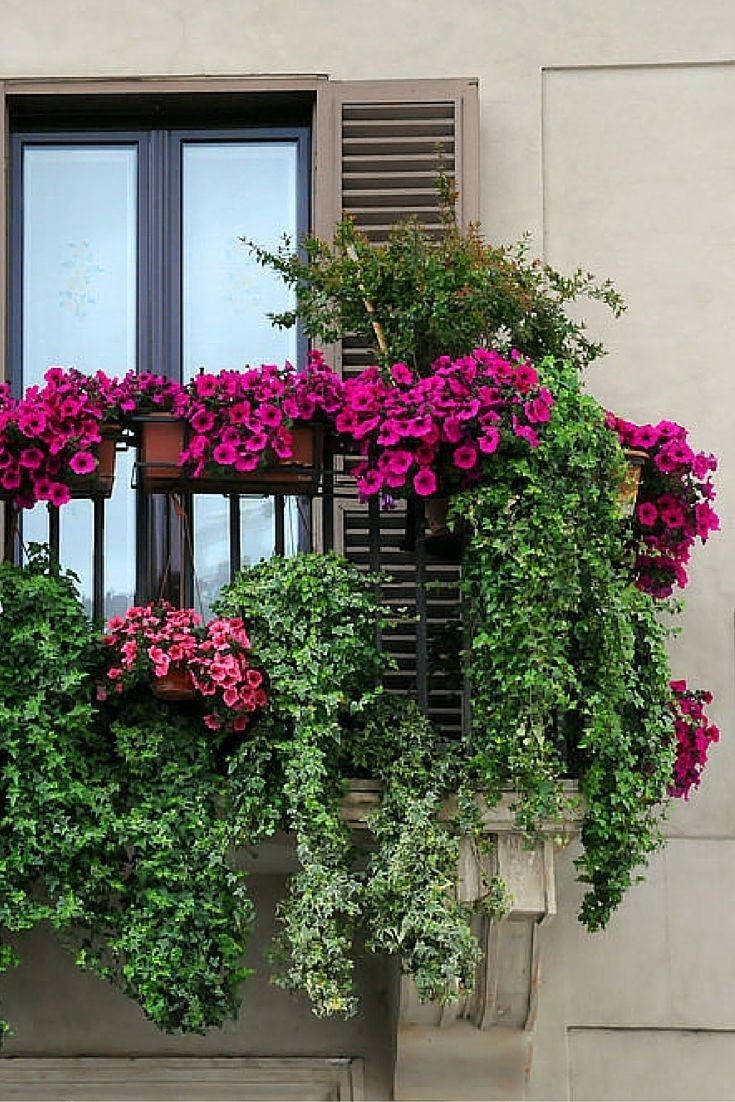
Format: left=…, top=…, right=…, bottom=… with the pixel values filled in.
left=313, top=78, right=480, bottom=377
left=313, top=79, right=479, bottom=737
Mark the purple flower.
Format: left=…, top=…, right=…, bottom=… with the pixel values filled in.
left=637, top=502, right=658, bottom=527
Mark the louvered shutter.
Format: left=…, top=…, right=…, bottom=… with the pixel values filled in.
left=313, top=79, right=479, bottom=736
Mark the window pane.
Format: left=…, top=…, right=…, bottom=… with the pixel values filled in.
left=104, top=449, right=136, bottom=619
left=59, top=500, right=93, bottom=617
left=239, top=496, right=277, bottom=565
left=193, top=495, right=232, bottom=619
left=182, top=141, right=298, bottom=379
left=192, top=496, right=301, bottom=619
left=22, top=144, right=137, bottom=386
left=21, top=504, right=50, bottom=555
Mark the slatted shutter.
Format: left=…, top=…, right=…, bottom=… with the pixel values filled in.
left=313, top=79, right=479, bottom=736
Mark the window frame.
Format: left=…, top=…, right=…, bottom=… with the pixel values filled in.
left=7, top=116, right=312, bottom=618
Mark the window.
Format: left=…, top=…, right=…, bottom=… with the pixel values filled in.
left=9, top=112, right=310, bottom=617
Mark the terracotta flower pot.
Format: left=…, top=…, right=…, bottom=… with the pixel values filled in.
left=151, top=667, right=196, bottom=701
left=69, top=424, right=121, bottom=499
left=619, top=448, right=648, bottom=519
left=137, top=414, right=323, bottom=495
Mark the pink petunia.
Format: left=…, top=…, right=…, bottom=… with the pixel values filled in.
left=413, top=468, right=438, bottom=497
left=19, top=447, right=44, bottom=470
left=69, top=451, right=97, bottom=476
left=637, top=502, right=658, bottom=527
left=212, top=442, right=238, bottom=466
left=478, top=428, right=500, bottom=455
left=48, top=482, right=71, bottom=507
left=453, top=444, right=478, bottom=471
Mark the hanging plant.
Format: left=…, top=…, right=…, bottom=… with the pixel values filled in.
left=214, top=553, right=495, bottom=1017
left=608, top=413, right=720, bottom=598
left=98, top=601, right=267, bottom=736
left=0, top=551, right=253, bottom=1039
left=668, top=680, right=720, bottom=799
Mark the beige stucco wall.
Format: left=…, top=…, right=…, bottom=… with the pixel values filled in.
left=2, top=2, right=735, bottom=1099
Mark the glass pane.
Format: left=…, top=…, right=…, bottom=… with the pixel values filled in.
left=22, top=144, right=137, bottom=386
left=193, top=495, right=232, bottom=619
left=21, top=503, right=49, bottom=555
left=59, top=500, right=93, bottom=617
left=192, top=496, right=302, bottom=619
left=283, top=498, right=300, bottom=557
left=182, top=141, right=298, bottom=378
left=104, top=449, right=136, bottom=619
left=239, top=497, right=277, bottom=565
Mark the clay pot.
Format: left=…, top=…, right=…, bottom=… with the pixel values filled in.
left=151, top=667, right=196, bottom=701
left=137, top=414, right=323, bottom=496
left=69, top=425, right=121, bottom=499
left=619, top=448, right=648, bottom=518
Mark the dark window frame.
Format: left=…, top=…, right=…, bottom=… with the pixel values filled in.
left=8, top=121, right=312, bottom=619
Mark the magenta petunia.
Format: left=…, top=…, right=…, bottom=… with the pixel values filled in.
left=453, top=444, right=478, bottom=471
left=190, top=408, right=216, bottom=434
left=390, top=363, right=414, bottom=386
left=69, top=451, right=97, bottom=476
left=48, top=482, right=71, bottom=507
left=413, top=468, right=438, bottom=496
left=637, top=502, right=658, bottom=527
left=212, top=442, right=238, bottom=467
left=478, top=428, right=500, bottom=455
left=19, top=447, right=45, bottom=470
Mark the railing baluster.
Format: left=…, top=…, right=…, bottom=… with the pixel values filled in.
left=92, top=496, right=105, bottom=622
left=321, top=435, right=335, bottom=553
left=48, top=504, right=60, bottom=567
left=414, top=497, right=429, bottom=715
left=229, top=495, right=241, bottom=583
left=274, top=495, right=285, bottom=555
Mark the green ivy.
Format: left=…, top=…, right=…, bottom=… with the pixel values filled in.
left=0, top=550, right=252, bottom=1037
left=215, top=554, right=494, bottom=1015
left=452, top=357, right=676, bottom=927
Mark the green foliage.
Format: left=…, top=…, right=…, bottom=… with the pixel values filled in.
left=215, top=554, right=489, bottom=1015
left=0, top=550, right=252, bottom=1038
left=247, top=175, right=625, bottom=375
left=452, top=357, right=676, bottom=927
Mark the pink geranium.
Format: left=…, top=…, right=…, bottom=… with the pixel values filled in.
left=98, top=600, right=267, bottom=737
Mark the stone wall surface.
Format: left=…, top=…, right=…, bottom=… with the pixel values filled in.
left=1, top=3, right=735, bottom=1099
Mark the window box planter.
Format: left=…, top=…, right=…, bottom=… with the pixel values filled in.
left=136, top=413, right=324, bottom=496
left=151, top=667, right=197, bottom=702
left=68, top=425, right=121, bottom=500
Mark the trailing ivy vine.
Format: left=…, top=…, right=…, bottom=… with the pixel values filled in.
left=453, top=357, right=676, bottom=928
left=215, top=553, right=494, bottom=1016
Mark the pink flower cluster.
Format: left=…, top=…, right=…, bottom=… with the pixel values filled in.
left=337, top=350, right=554, bottom=500
left=178, top=351, right=344, bottom=478
left=609, top=415, right=719, bottom=598
left=110, top=371, right=190, bottom=419
left=669, top=679, right=719, bottom=799
left=98, top=601, right=267, bottom=735
left=0, top=367, right=119, bottom=509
